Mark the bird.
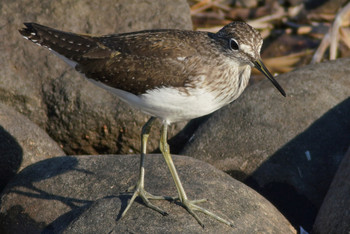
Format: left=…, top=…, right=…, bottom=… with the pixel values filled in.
left=19, top=21, right=286, bottom=228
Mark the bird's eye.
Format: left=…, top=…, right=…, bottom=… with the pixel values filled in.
left=229, top=38, right=239, bottom=50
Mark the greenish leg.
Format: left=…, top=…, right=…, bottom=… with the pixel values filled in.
left=159, top=123, right=234, bottom=228
left=121, top=117, right=173, bottom=218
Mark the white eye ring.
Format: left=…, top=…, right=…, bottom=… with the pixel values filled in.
left=229, top=38, right=239, bottom=50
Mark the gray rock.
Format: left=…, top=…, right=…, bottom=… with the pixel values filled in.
left=0, top=0, right=192, bottom=155
left=0, top=155, right=296, bottom=233
left=181, top=58, right=350, bottom=230
left=0, top=103, right=64, bottom=192
left=312, top=146, right=350, bottom=234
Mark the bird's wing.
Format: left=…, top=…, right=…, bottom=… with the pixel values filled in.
left=19, top=23, right=208, bottom=95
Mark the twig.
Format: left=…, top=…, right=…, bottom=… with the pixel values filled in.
left=312, top=2, right=350, bottom=63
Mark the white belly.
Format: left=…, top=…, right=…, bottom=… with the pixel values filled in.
left=110, top=86, right=226, bottom=124
left=140, top=87, right=226, bottom=123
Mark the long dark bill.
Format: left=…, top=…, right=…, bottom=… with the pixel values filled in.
left=254, top=59, right=286, bottom=97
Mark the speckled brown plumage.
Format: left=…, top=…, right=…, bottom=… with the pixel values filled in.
left=20, top=23, right=199, bottom=94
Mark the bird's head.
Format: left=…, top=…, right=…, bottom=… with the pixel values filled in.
left=215, top=21, right=286, bottom=97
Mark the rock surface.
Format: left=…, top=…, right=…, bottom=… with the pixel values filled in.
left=0, top=0, right=192, bottom=155
left=0, top=103, right=64, bottom=192
left=0, top=154, right=296, bottom=233
left=312, top=146, right=350, bottom=234
left=181, top=57, right=350, bottom=230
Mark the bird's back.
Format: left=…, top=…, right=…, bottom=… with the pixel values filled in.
left=19, top=23, right=222, bottom=95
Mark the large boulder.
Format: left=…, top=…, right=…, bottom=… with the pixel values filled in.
left=181, top=58, right=350, bottom=230
left=0, top=0, right=192, bottom=155
left=0, top=154, right=296, bottom=233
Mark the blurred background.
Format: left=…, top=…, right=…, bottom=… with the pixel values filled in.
left=189, top=0, right=350, bottom=82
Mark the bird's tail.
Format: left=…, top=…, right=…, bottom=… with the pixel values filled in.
left=19, top=23, right=97, bottom=64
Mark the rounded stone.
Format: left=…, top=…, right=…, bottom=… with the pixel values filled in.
left=0, top=155, right=296, bottom=233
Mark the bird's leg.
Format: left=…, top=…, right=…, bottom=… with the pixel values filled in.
left=159, top=123, right=234, bottom=228
left=122, top=117, right=172, bottom=218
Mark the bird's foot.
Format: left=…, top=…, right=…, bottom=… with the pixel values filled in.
left=122, top=184, right=176, bottom=217
left=177, top=198, right=234, bottom=228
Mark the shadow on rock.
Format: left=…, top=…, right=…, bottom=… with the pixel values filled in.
left=0, top=126, right=23, bottom=192
left=0, top=157, right=94, bottom=233
left=246, top=97, right=350, bottom=231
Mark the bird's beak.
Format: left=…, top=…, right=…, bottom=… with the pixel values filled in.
left=254, top=59, right=286, bottom=97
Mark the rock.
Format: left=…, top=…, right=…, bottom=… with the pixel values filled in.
left=312, top=146, right=350, bottom=234
left=0, top=0, right=192, bottom=155
left=0, top=154, right=296, bottom=233
left=180, top=57, right=350, bottom=230
left=0, top=103, right=64, bottom=192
